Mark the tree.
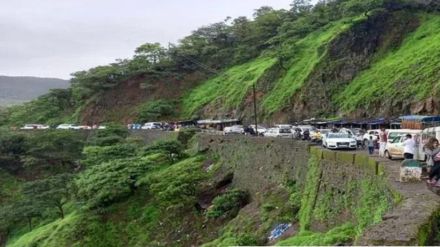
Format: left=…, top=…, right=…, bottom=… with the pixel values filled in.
left=143, top=140, right=184, bottom=162
left=23, top=174, right=73, bottom=219
left=76, top=158, right=153, bottom=209
left=24, top=131, right=84, bottom=170
left=137, top=100, right=176, bottom=122
left=290, top=0, right=313, bottom=15
left=134, top=42, right=167, bottom=64
left=0, top=199, right=42, bottom=231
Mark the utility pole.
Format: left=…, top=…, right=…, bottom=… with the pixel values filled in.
left=253, top=84, right=258, bottom=136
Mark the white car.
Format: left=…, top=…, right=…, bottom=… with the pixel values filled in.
left=76, top=125, right=92, bottom=130
left=224, top=125, right=244, bottom=135
left=249, top=125, right=267, bottom=135
left=323, top=133, right=357, bottom=150
left=20, top=124, right=50, bottom=130
left=263, top=128, right=293, bottom=138
left=141, top=122, right=162, bottom=130
left=362, top=130, right=380, bottom=144
left=275, top=124, right=292, bottom=130
left=56, top=124, right=79, bottom=130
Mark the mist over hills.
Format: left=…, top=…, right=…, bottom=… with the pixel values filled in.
left=0, top=75, right=69, bottom=106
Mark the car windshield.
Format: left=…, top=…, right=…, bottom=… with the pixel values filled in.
left=279, top=128, right=291, bottom=133
left=328, top=133, right=351, bottom=139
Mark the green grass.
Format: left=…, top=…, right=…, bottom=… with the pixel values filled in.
left=262, top=18, right=356, bottom=114
left=277, top=223, right=356, bottom=246
left=181, top=56, right=277, bottom=118
left=335, top=14, right=440, bottom=112
left=7, top=213, right=80, bottom=247
left=278, top=150, right=393, bottom=245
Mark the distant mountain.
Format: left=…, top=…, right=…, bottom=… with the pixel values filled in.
left=0, top=76, right=70, bottom=106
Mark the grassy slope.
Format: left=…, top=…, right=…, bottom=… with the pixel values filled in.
left=261, top=18, right=356, bottom=114
left=181, top=56, right=277, bottom=118
left=335, top=13, right=440, bottom=112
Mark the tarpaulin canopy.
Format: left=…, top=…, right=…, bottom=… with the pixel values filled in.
left=399, top=115, right=440, bottom=122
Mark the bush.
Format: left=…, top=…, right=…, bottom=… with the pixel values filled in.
left=82, top=143, right=138, bottom=166
left=87, top=124, right=129, bottom=146
left=143, top=156, right=207, bottom=208
left=206, top=189, right=249, bottom=219
left=143, top=140, right=184, bottom=162
left=76, top=158, right=154, bottom=209
left=177, top=128, right=198, bottom=146
left=137, top=100, right=175, bottom=122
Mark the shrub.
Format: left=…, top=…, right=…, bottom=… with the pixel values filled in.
left=143, top=140, right=184, bottom=162
left=177, top=128, right=198, bottom=146
left=137, top=100, right=176, bottom=122
left=143, top=156, right=207, bottom=208
left=87, top=124, right=129, bottom=146
left=76, top=157, right=154, bottom=209
left=82, top=143, right=138, bottom=166
left=206, top=189, right=249, bottom=219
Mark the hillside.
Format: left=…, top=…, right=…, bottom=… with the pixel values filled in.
left=0, top=76, right=69, bottom=106
left=3, top=1, right=440, bottom=126
left=3, top=1, right=440, bottom=246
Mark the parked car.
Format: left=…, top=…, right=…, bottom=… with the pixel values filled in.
left=385, top=130, right=422, bottom=160
left=362, top=129, right=380, bottom=145
left=311, top=129, right=331, bottom=143
left=341, top=128, right=363, bottom=148
left=263, top=128, right=293, bottom=138
left=249, top=125, right=267, bottom=135
left=141, top=122, right=162, bottom=130
left=275, top=124, right=292, bottom=129
left=56, top=124, right=79, bottom=130
left=223, top=125, right=245, bottom=135
left=20, top=124, right=50, bottom=130
left=323, top=133, right=357, bottom=150
left=76, top=125, right=92, bottom=130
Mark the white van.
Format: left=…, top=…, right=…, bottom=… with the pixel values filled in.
left=418, top=127, right=440, bottom=159
left=385, top=129, right=422, bottom=160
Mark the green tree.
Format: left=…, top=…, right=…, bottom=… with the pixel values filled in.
left=23, top=174, right=73, bottom=219
left=134, top=42, right=167, bottom=65
left=24, top=131, right=84, bottom=169
left=143, top=140, right=184, bottom=162
left=137, top=100, right=175, bottom=122
left=76, top=158, right=153, bottom=209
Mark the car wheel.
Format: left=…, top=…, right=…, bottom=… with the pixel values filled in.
left=363, top=139, right=368, bottom=147
left=385, top=150, right=392, bottom=160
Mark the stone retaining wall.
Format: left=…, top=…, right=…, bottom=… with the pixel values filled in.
left=196, top=135, right=440, bottom=245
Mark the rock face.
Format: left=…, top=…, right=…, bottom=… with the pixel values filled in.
left=196, top=135, right=440, bottom=245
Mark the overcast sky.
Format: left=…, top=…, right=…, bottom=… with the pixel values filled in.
left=0, top=0, right=298, bottom=79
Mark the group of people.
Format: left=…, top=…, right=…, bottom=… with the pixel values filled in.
left=424, top=137, right=440, bottom=186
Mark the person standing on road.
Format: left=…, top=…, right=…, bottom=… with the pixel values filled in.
left=403, top=134, right=416, bottom=160
left=378, top=127, right=388, bottom=157
left=424, top=138, right=440, bottom=185
left=367, top=136, right=375, bottom=155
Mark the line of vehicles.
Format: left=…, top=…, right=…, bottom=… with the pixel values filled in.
left=19, top=121, right=440, bottom=161
left=222, top=124, right=440, bottom=161
left=19, top=124, right=106, bottom=130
